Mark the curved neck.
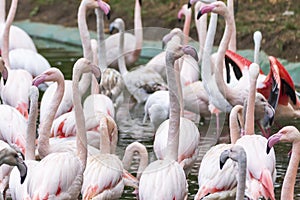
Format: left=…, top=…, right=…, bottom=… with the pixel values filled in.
left=38, top=77, right=65, bottom=158
left=2, top=0, right=18, bottom=68
left=26, top=88, right=39, bottom=160
left=96, top=8, right=107, bottom=71
left=244, top=75, right=257, bottom=135
left=118, top=25, right=128, bottom=75
left=73, top=64, right=88, bottom=169
left=227, top=0, right=236, bottom=52
left=165, top=50, right=180, bottom=160
left=133, top=0, right=142, bottom=59
left=236, top=152, right=247, bottom=200
left=78, top=1, right=92, bottom=95
left=195, top=2, right=207, bottom=61
left=122, top=142, right=148, bottom=180
left=281, top=142, right=300, bottom=200
left=214, top=10, right=235, bottom=103
left=229, top=105, right=244, bottom=144
left=182, top=8, right=191, bottom=45
left=0, top=0, right=5, bottom=23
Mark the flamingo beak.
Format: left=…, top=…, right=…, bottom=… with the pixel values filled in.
left=139, top=0, right=142, bottom=6
left=187, top=1, right=192, bottom=9
left=219, top=149, right=230, bottom=170
left=97, top=0, right=111, bottom=20
left=32, top=74, right=46, bottom=87
left=2, top=65, right=8, bottom=85
left=16, top=156, right=27, bottom=184
left=197, top=4, right=215, bottom=19
left=266, top=133, right=282, bottom=154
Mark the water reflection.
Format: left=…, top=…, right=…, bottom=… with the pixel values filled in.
left=35, top=38, right=300, bottom=199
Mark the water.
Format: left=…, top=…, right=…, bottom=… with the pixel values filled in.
left=34, top=37, right=300, bottom=199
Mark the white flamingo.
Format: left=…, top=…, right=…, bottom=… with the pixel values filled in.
left=0, top=0, right=36, bottom=52
left=9, top=86, right=40, bottom=200
left=267, top=126, right=300, bottom=200
left=26, top=58, right=97, bottom=199
left=138, top=34, right=198, bottom=200
left=110, top=18, right=167, bottom=104
left=1, top=0, right=50, bottom=78
left=105, top=0, right=142, bottom=69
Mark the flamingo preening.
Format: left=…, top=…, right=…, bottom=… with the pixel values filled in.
left=267, top=126, right=300, bottom=200
left=139, top=32, right=198, bottom=200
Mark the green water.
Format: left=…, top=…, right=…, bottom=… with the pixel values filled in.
left=35, top=38, right=300, bottom=199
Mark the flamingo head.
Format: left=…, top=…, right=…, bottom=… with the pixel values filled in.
left=86, top=0, right=110, bottom=20
left=162, top=28, right=183, bottom=49
left=220, top=145, right=246, bottom=170
left=267, top=126, right=300, bottom=154
left=0, top=58, right=8, bottom=85
left=0, top=147, right=27, bottom=184
left=177, top=4, right=191, bottom=22
left=197, top=1, right=228, bottom=19
left=109, top=18, right=125, bottom=34
left=33, top=68, right=64, bottom=87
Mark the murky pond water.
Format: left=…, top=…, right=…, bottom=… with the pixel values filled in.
left=35, top=38, right=300, bottom=199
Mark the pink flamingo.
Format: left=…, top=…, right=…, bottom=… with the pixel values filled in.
left=0, top=0, right=36, bottom=53
left=9, top=86, right=40, bottom=200
left=105, top=0, right=142, bottom=69
left=234, top=62, right=276, bottom=199
left=138, top=34, right=198, bottom=199
left=26, top=58, right=97, bottom=199
left=267, top=126, right=300, bottom=200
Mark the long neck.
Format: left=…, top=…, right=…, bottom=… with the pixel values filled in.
left=73, top=66, right=87, bottom=169
left=229, top=105, right=243, bottom=144
left=122, top=142, right=148, bottom=180
left=26, top=88, right=39, bottom=160
left=118, top=25, right=128, bottom=75
left=182, top=8, right=191, bottom=45
left=77, top=2, right=92, bottom=95
left=2, top=0, right=18, bottom=68
left=133, top=0, right=142, bottom=59
left=281, top=142, right=300, bottom=200
left=236, top=152, right=247, bottom=200
left=201, top=12, right=217, bottom=82
left=174, top=59, right=184, bottom=116
left=165, top=52, right=180, bottom=160
left=227, top=0, right=236, bottom=52
left=96, top=8, right=107, bottom=71
left=195, top=2, right=207, bottom=61
left=244, top=75, right=257, bottom=135
left=38, top=77, right=65, bottom=158
left=214, top=9, right=236, bottom=104
left=254, top=34, right=261, bottom=64
left=0, top=0, right=5, bottom=23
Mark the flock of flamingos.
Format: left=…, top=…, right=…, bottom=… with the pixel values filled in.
left=0, top=0, right=299, bottom=199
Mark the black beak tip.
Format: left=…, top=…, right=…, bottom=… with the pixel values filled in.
left=106, top=12, right=111, bottom=20
left=266, top=143, right=271, bottom=154
left=178, top=18, right=182, bottom=23
left=139, top=0, right=142, bottom=6
left=187, top=2, right=192, bottom=8
left=220, top=160, right=225, bottom=170
left=20, top=175, right=26, bottom=184
left=197, top=11, right=203, bottom=20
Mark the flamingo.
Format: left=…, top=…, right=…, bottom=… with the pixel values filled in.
left=1, top=0, right=50, bottom=79
left=267, top=126, right=300, bottom=200
left=109, top=18, right=167, bottom=104
left=234, top=62, right=276, bottom=199
left=105, top=0, right=142, bottom=69
left=26, top=58, right=97, bottom=199
left=39, top=0, right=111, bottom=124
left=138, top=34, right=198, bottom=200
left=0, top=0, right=36, bottom=53
left=153, top=41, right=200, bottom=175
left=219, top=145, right=247, bottom=200
left=194, top=105, right=243, bottom=200
left=9, top=86, right=40, bottom=200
